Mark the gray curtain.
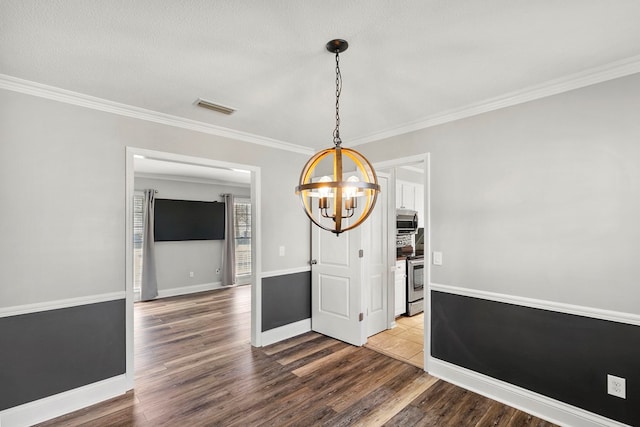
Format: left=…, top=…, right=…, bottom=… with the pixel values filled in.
left=222, top=194, right=236, bottom=286
left=141, top=189, right=158, bottom=301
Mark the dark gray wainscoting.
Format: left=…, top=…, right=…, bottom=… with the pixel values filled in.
left=0, top=299, right=126, bottom=411
left=431, top=290, right=640, bottom=426
left=262, top=271, right=311, bottom=332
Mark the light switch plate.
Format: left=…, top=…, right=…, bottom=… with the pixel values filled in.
left=279, top=246, right=285, bottom=256
left=433, top=251, right=443, bottom=265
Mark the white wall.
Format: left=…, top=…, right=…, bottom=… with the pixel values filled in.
left=134, top=177, right=249, bottom=293
left=0, top=89, right=311, bottom=308
left=360, top=72, right=640, bottom=314
left=396, top=167, right=424, bottom=184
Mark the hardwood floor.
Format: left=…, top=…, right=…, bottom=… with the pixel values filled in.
left=38, top=286, right=557, bottom=426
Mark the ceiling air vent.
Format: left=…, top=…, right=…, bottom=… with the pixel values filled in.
left=195, top=98, right=236, bottom=115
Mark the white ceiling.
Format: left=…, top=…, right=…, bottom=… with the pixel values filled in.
left=134, top=157, right=251, bottom=185
left=3, top=0, right=640, bottom=154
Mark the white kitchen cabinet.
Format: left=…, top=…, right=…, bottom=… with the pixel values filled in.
left=396, top=181, right=414, bottom=210
left=396, top=180, right=424, bottom=227
left=394, top=259, right=406, bottom=316
left=415, top=186, right=424, bottom=228
left=395, top=181, right=403, bottom=209
left=396, top=181, right=415, bottom=210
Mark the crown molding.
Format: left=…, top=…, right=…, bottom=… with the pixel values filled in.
left=349, top=54, right=640, bottom=147
left=4, top=52, right=640, bottom=153
left=0, top=74, right=314, bottom=156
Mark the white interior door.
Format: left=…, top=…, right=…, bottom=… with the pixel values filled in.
left=365, top=174, right=388, bottom=337
left=311, top=220, right=365, bottom=346
left=311, top=181, right=366, bottom=346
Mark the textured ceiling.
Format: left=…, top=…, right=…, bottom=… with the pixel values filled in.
left=3, top=0, right=640, bottom=153
left=135, top=157, right=251, bottom=185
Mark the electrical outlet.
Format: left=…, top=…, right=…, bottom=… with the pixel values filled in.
left=607, top=374, right=626, bottom=399
left=216, top=267, right=221, bottom=274
left=189, top=271, right=194, bottom=278
left=279, top=246, right=286, bottom=257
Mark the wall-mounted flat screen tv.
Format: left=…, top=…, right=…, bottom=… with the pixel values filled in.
left=154, top=199, right=225, bottom=241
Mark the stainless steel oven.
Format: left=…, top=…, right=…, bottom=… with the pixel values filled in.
left=406, top=256, right=424, bottom=316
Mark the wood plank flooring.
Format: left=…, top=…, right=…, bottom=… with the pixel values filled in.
left=38, top=286, right=557, bottom=426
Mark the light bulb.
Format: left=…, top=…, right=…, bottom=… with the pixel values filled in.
left=343, top=176, right=359, bottom=199
left=317, top=176, right=332, bottom=198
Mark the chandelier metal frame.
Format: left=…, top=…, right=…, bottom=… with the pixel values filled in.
left=295, top=39, right=380, bottom=235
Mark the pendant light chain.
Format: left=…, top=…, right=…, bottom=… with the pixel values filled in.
left=333, top=51, right=342, bottom=147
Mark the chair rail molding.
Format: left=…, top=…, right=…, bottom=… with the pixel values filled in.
left=0, top=291, right=126, bottom=318
left=430, top=282, right=640, bottom=326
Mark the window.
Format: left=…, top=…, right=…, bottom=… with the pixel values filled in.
left=234, top=197, right=252, bottom=278
left=133, top=192, right=145, bottom=295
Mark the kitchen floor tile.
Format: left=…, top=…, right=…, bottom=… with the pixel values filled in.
left=365, top=313, right=424, bottom=369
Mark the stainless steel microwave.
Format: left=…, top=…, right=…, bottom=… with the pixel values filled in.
left=396, top=209, right=418, bottom=234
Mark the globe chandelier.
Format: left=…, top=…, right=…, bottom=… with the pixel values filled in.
left=295, top=39, right=380, bottom=235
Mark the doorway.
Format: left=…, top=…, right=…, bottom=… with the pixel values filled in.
left=131, top=168, right=253, bottom=300
left=366, top=313, right=425, bottom=367
left=366, top=154, right=429, bottom=371
left=124, top=147, right=262, bottom=389
left=309, top=170, right=389, bottom=346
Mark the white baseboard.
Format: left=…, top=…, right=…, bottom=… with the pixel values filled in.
left=261, top=318, right=311, bottom=346
left=157, top=281, right=223, bottom=299
left=429, top=358, right=630, bottom=427
left=235, top=275, right=252, bottom=286
left=0, top=374, right=128, bottom=427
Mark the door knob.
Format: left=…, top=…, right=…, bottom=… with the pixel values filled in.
left=310, top=259, right=318, bottom=265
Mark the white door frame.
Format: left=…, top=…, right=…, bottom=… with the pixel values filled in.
left=125, top=147, right=262, bottom=390
left=373, top=153, right=430, bottom=372
left=365, top=172, right=390, bottom=338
